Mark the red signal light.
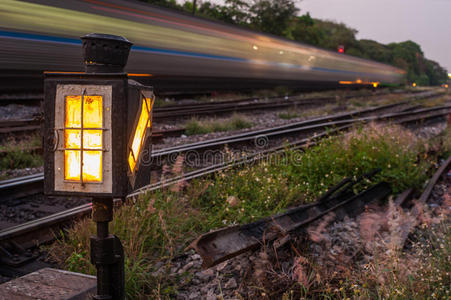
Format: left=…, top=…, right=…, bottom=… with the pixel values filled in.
left=338, top=45, right=344, bottom=53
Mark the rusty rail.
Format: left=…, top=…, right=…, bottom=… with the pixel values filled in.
left=190, top=171, right=390, bottom=268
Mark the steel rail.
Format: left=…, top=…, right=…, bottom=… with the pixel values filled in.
left=190, top=181, right=391, bottom=268
left=151, top=104, right=451, bottom=161
left=153, top=90, right=442, bottom=120
left=417, top=155, right=451, bottom=204
left=1, top=99, right=449, bottom=203
left=0, top=173, right=44, bottom=202
left=152, top=88, right=401, bottom=112
left=0, top=126, right=347, bottom=248
left=1, top=107, right=449, bottom=249
left=0, top=90, right=442, bottom=136
left=190, top=155, right=451, bottom=267
left=152, top=90, right=444, bottom=155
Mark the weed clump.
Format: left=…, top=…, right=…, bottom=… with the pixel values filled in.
left=0, top=135, right=42, bottom=171
left=185, top=114, right=252, bottom=135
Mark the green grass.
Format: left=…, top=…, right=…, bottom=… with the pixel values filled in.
left=184, top=114, right=253, bottom=135
left=49, top=123, right=443, bottom=298
left=0, top=135, right=42, bottom=171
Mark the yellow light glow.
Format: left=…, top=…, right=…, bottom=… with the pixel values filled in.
left=146, top=97, right=153, bottom=128
left=83, top=96, right=103, bottom=128
left=372, top=82, right=379, bottom=88
left=65, top=96, right=81, bottom=128
left=448, top=73, right=451, bottom=79
left=64, top=95, right=103, bottom=182
left=64, top=150, right=80, bottom=180
left=412, top=83, right=417, bottom=87
left=128, top=97, right=152, bottom=172
left=128, top=153, right=136, bottom=175
left=127, top=73, right=153, bottom=77
left=82, top=151, right=102, bottom=182
left=83, top=130, right=102, bottom=149
left=65, top=129, right=81, bottom=148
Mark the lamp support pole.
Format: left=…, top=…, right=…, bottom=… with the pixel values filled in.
left=91, top=197, right=125, bottom=300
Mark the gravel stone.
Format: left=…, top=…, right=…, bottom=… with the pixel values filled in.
left=224, top=278, right=237, bottom=289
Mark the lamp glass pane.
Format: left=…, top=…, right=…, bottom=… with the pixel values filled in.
left=65, top=96, right=81, bottom=128
left=83, top=96, right=103, bottom=128
left=64, top=150, right=81, bottom=180
left=128, top=97, right=151, bottom=172
left=82, top=150, right=102, bottom=182
left=146, top=97, right=152, bottom=128
left=83, top=130, right=102, bottom=149
left=64, top=94, right=104, bottom=182
left=65, top=129, right=81, bottom=148
left=128, top=153, right=136, bottom=174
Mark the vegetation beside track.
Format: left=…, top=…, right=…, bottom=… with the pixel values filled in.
left=49, top=123, right=450, bottom=298
left=0, top=134, right=41, bottom=176
left=185, top=114, right=253, bottom=135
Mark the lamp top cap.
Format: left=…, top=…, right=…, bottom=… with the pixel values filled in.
left=81, top=33, right=133, bottom=73
left=82, top=33, right=132, bottom=45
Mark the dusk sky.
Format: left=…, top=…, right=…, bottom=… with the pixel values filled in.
left=208, top=0, right=451, bottom=72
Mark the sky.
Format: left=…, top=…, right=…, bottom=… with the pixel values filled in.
left=206, top=0, right=451, bottom=72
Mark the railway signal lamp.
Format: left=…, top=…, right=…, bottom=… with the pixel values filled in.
left=338, top=45, right=345, bottom=53
left=43, top=33, right=155, bottom=300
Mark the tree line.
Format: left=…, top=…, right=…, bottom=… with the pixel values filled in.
left=139, top=0, right=448, bottom=86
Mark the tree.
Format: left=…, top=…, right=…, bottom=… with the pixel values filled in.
left=142, top=0, right=180, bottom=9
left=290, top=13, right=324, bottom=45
left=313, top=20, right=358, bottom=51
left=222, top=0, right=251, bottom=25
left=249, top=0, right=299, bottom=36
left=424, top=59, right=448, bottom=85
left=357, top=39, right=392, bottom=63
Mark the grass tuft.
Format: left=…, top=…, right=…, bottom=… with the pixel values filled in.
left=185, top=114, right=252, bottom=135
left=0, top=135, right=42, bottom=171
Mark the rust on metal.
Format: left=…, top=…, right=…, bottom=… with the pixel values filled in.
left=190, top=172, right=391, bottom=268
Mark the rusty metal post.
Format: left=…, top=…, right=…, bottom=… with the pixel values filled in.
left=90, top=197, right=124, bottom=300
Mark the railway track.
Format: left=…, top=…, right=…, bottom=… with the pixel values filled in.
left=1, top=95, right=449, bottom=202
left=0, top=101, right=449, bottom=253
left=0, top=89, right=430, bottom=136
left=0, top=89, right=448, bottom=256
left=191, top=154, right=451, bottom=267
left=151, top=100, right=451, bottom=167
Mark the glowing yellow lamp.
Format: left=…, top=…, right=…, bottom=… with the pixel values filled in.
left=64, top=95, right=103, bottom=182
left=128, top=97, right=153, bottom=173
left=45, top=34, right=154, bottom=197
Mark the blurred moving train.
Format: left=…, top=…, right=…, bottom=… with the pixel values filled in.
left=0, top=0, right=405, bottom=93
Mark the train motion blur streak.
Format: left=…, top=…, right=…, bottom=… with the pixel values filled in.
left=0, top=0, right=404, bottom=88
